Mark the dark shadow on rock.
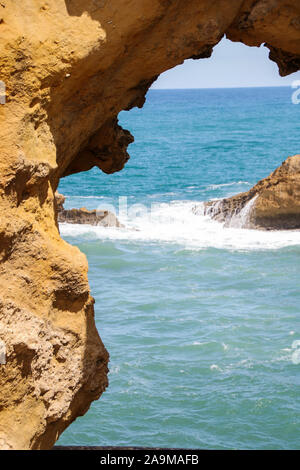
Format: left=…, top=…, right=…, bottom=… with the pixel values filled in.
left=65, top=0, right=108, bottom=19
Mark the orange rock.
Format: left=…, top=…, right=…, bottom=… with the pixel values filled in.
left=204, top=155, right=300, bottom=230
left=0, top=0, right=299, bottom=450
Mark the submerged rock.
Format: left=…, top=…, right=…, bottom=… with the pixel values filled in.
left=56, top=193, right=123, bottom=228
left=203, top=155, right=300, bottom=230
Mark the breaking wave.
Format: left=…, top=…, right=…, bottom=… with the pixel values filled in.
left=59, top=200, right=300, bottom=251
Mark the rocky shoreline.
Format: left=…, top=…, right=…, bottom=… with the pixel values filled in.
left=56, top=193, right=123, bottom=228
left=201, top=155, right=300, bottom=230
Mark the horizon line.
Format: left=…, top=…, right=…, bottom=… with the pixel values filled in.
left=150, top=84, right=293, bottom=90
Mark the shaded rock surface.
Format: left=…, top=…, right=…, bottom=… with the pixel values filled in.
left=58, top=208, right=122, bottom=227
left=56, top=193, right=123, bottom=227
left=0, top=0, right=299, bottom=450
left=203, top=155, right=300, bottom=230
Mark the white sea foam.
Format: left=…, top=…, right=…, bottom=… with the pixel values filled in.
left=227, top=195, right=258, bottom=228
left=206, top=181, right=251, bottom=190
left=59, top=200, right=300, bottom=251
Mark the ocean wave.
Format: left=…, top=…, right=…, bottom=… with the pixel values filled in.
left=206, top=181, right=251, bottom=190
left=59, top=200, right=300, bottom=251
left=65, top=195, right=107, bottom=199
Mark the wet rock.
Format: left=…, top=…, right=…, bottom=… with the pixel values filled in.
left=55, top=192, right=123, bottom=227
left=203, top=155, right=300, bottom=230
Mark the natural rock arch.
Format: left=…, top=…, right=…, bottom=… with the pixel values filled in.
left=0, top=0, right=299, bottom=449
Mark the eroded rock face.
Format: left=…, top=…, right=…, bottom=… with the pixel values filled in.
left=203, top=155, right=300, bottom=230
left=0, top=0, right=299, bottom=449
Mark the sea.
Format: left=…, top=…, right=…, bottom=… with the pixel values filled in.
left=57, top=87, right=300, bottom=449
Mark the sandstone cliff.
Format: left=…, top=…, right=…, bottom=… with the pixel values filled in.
left=203, top=155, right=300, bottom=230
left=0, top=0, right=299, bottom=450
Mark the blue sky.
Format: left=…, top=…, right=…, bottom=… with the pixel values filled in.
left=152, top=38, right=300, bottom=89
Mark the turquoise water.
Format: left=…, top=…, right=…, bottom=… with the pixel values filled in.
left=57, top=88, right=300, bottom=449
